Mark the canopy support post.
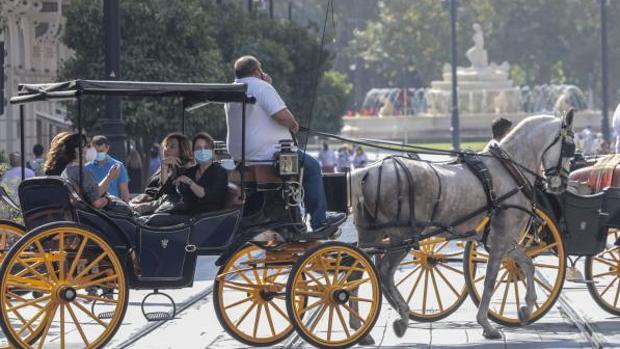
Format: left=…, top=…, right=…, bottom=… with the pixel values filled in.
left=78, top=96, right=83, bottom=192
left=20, top=104, right=25, bottom=181
left=240, top=96, right=246, bottom=198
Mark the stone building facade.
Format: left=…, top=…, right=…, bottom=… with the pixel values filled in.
left=1, top=0, right=72, bottom=158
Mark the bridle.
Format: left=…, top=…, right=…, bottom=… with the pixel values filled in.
left=542, top=112, right=576, bottom=190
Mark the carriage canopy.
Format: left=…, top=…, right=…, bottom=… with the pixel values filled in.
left=9, top=79, right=251, bottom=105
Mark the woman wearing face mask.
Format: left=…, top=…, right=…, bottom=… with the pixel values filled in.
left=172, top=133, right=228, bottom=214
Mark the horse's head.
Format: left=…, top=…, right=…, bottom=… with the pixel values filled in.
left=541, top=109, right=576, bottom=194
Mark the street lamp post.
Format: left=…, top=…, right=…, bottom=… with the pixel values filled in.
left=600, top=0, right=610, bottom=141
left=103, top=0, right=126, bottom=159
left=448, top=0, right=460, bottom=151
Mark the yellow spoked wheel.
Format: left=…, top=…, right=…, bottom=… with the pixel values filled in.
left=396, top=238, right=468, bottom=322
left=585, top=229, right=620, bottom=316
left=286, top=242, right=381, bottom=349
left=0, top=221, right=25, bottom=262
left=464, top=208, right=566, bottom=326
left=213, top=244, right=298, bottom=346
left=0, top=220, right=26, bottom=349
left=0, top=222, right=128, bottom=349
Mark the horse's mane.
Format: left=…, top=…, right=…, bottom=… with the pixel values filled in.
left=500, top=114, right=558, bottom=146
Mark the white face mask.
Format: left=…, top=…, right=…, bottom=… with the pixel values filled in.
left=85, top=147, right=97, bottom=162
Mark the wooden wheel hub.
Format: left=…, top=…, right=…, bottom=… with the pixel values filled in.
left=331, top=289, right=350, bottom=305
left=57, top=286, right=77, bottom=303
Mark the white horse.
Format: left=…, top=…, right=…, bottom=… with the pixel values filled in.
left=351, top=112, right=575, bottom=339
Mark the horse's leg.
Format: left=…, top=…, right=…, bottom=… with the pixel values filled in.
left=506, top=246, right=536, bottom=324
left=476, top=228, right=511, bottom=340
left=346, top=264, right=375, bottom=345
left=377, top=247, right=410, bottom=338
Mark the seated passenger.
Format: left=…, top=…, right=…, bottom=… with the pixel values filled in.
left=45, top=133, right=117, bottom=209
left=171, top=132, right=228, bottom=214
left=130, top=133, right=194, bottom=214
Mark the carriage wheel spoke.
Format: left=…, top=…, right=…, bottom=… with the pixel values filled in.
left=59, top=232, right=65, bottom=280
left=317, top=255, right=332, bottom=287
left=534, top=263, right=560, bottom=269
left=429, top=269, right=443, bottom=311
left=437, top=262, right=464, bottom=275
left=6, top=295, right=51, bottom=313
left=223, top=283, right=255, bottom=293
left=343, top=303, right=366, bottom=324
left=492, top=270, right=509, bottom=294
left=332, top=252, right=342, bottom=286
left=434, top=266, right=462, bottom=297
left=16, top=301, right=51, bottom=336
left=327, top=304, right=334, bottom=341
left=224, top=296, right=253, bottom=310
left=599, top=277, right=618, bottom=297
left=234, top=301, right=256, bottom=327
left=534, top=276, right=553, bottom=293
left=77, top=293, right=119, bottom=304
left=614, top=281, right=620, bottom=308
left=298, top=299, right=323, bottom=316
left=514, top=274, right=521, bottom=312
left=498, top=273, right=511, bottom=316
left=349, top=296, right=373, bottom=303
left=8, top=304, right=35, bottom=334
left=60, top=304, right=66, bottom=349
left=335, top=305, right=351, bottom=338
left=36, top=302, right=58, bottom=349
left=73, top=299, right=109, bottom=327
left=271, top=300, right=290, bottom=320
left=246, top=253, right=262, bottom=286
left=34, top=241, right=58, bottom=283
left=68, top=237, right=88, bottom=279
left=434, top=241, right=450, bottom=254
left=253, top=304, right=262, bottom=338
left=66, top=303, right=89, bottom=346
left=264, top=303, right=277, bottom=337
left=15, top=258, right=48, bottom=282
left=593, top=271, right=617, bottom=278
left=395, top=265, right=421, bottom=287
left=75, top=274, right=118, bottom=289
left=309, top=304, right=328, bottom=333
left=229, top=266, right=255, bottom=285
left=594, top=257, right=616, bottom=268
left=75, top=253, right=108, bottom=281
left=422, top=269, right=429, bottom=314
left=338, top=261, right=361, bottom=286
left=343, top=277, right=370, bottom=291
left=527, top=242, right=558, bottom=258
left=305, top=270, right=327, bottom=288
left=406, top=266, right=425, bottom=304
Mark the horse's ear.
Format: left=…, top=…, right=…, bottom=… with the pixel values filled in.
left=564, top=108, right=575, bottom=128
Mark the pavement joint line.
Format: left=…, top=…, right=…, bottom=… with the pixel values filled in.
left=536, top=270, right=606, bottom=349
left=113, top=284, right=215, bottom=349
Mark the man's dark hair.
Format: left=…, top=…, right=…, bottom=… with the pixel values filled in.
left=32, top=144, right=44, bottom=157
left=91, top=135, right=109, bottom=147
left=234, top=55, right=260, bottom=79
left=491, top=117, right=513, bottom=141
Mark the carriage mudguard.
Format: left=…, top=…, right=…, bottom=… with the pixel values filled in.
left=559, top=190, right=607, bottom=256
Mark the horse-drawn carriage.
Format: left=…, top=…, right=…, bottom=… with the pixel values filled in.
left=0, top=79, right=618, bottom=349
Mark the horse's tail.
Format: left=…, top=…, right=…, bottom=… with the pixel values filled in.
left=350, top=165, right=377, bottom=227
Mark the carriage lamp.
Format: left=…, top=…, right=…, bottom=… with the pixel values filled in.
left=276, top=139, right=299, bottom=176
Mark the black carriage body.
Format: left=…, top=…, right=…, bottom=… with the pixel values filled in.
left=541, top=188, right=620, bottom=256
left=19, top=177, right=244, bottom=289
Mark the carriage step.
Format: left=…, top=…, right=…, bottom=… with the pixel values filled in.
left=144, top=311, right=174, bottom=322
left=97, top=311, right=115, bottom=320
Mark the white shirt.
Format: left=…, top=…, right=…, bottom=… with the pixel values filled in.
left=225, top=77, right=291, bottom=161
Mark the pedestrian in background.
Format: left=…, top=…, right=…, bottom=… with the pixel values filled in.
left=318, top=142, right=336, bottom=173
left=337, top=146, right=351, bottom=172
left=352, top=146, right=368, bottom=168
left=26, top=144, right=45, bottom=176
left=613, top=102, right=620, bottom=153
left=1, top=152, right=34, bottom=203
left=86, top=135, right=130, bottom=202
left=126, top=147, right=144, bottom=194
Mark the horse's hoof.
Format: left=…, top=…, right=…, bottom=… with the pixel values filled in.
left=393, top=320, right=407, bottom=338
left=518, top=306, right=531, bottom=325
left=358, top=334, right=375, bottom=346
left=483, top=328, right=503, bottom=340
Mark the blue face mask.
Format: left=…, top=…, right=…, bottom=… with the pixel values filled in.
left=194, top=149, right=213, bottom=164
left=220, top=159, right=236, bottom=171
left=95, top=152, right=107, bottom=161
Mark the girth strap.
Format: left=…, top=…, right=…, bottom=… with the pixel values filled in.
left=461, top=152, right=497, bottom=213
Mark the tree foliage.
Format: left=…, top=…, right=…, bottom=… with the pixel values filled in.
left=349, top=0, right=620, bottom=108
left=60, top=0, right=352, bottom=152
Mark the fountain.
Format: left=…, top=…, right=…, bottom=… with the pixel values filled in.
left=343, top=23, right=602, bottom=142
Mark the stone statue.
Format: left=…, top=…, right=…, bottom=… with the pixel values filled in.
left=466, top=23, right=488, bottom=69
